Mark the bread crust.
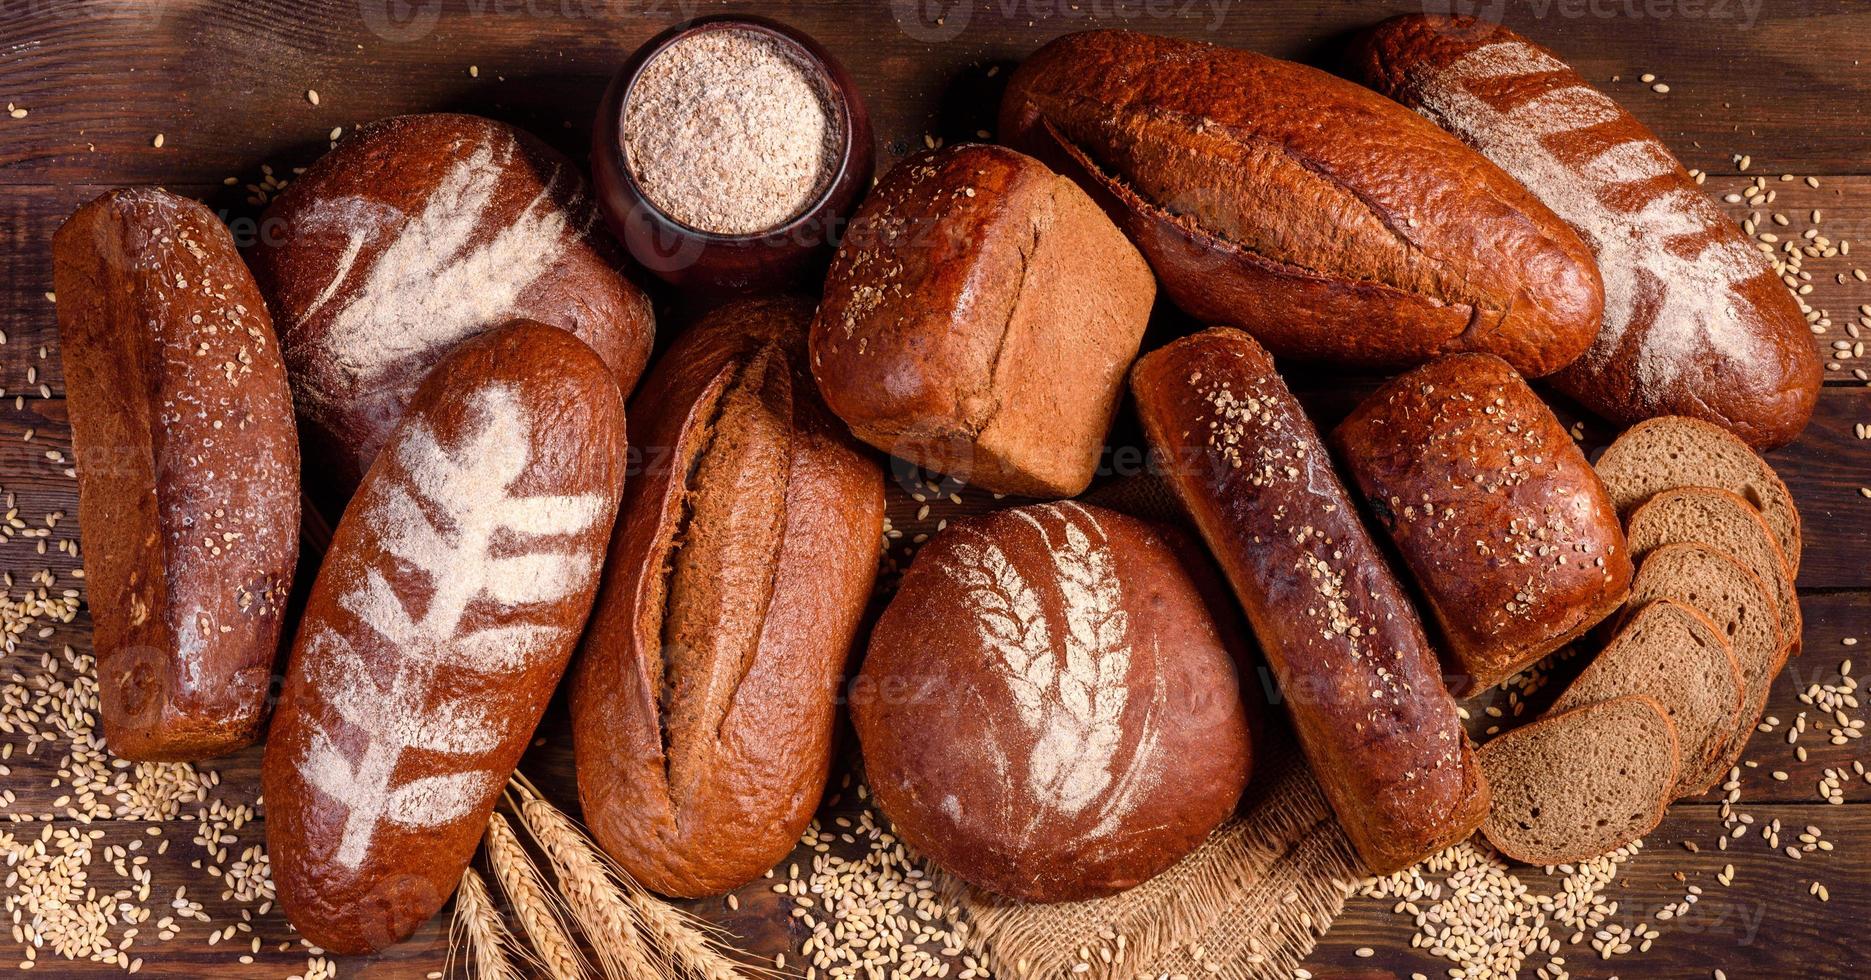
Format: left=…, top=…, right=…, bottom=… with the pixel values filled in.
left=53, top=188, right=300, bottom=761
left=1332, top=353, right=1633, bottom=695
left=1349, top=15, right=1820, bottom=449
left=248, top=113, right=655, bottom=505
left=851, top=502, right=1253, bottom=902
left=811, top=143, right=1154, bottom=497
left=572, top=296, right=884, bottom=898
left=1130, top=327, right=1487, bottom=875
left=1000, top=29, right=1602, bottom=377
left=263, top=322, right=626, bottom=953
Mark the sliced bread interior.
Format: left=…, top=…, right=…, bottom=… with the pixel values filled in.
left=1625, top=487, right=1801, bottom=655
left=1593, top=416, right=1801, bottom=576
left=1479, top=695, right=1680, bottom=866
left=1624, top=543, right=1782, bottom=780
left=1551, top=599, right=1744, bottom=797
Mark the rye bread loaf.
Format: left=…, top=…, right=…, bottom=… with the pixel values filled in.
left=1130, top=328, right=1488, bottom=876
left=851, top=502, right=1253, bottom=902
left=1626, top=487, right=1800, bottom=654
left=1332, top=353, right=1632, bottom=695
left=1479, top=695, right=1680, bottom=866
left=810, top=143, right=1155, bottom=498
left=1349, top=15, right=1821, bottom=449
left=1594, top=416, right=1801, bottom=575
left=247, top=113, right=655, bottom=506
left=1623, top=542, right=1782, bottom=779
left=573, top=296, right=884, bottom=899
left=998, top=29, right=1602, bottom=377
left=52, top=187, right=300, bottom=762
left=1552, top=600, right=1744, bottom=797
left=263, top=322, right=626, bottom=953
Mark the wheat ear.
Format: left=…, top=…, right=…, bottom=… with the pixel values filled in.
left=626, top=893, right=764, bottom=980
left=485, top=811, right=592, bottom=980
left=507, top=774, right=668, bottom=980
left=450, top=866, right=528, bottom=980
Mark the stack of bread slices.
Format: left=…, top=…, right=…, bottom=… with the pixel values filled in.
left=1479, top=416, right=1802, bottom=865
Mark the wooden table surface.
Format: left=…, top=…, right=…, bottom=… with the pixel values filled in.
left=2, top=1, right=1868, bottom=977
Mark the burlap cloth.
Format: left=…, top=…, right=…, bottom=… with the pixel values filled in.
left=933, top=477, right=1365, bottom=979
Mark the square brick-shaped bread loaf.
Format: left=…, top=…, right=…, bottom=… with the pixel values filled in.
left=810, top=143, right=1154, bottom=497
left=1333, top=353, right=1632, bottom=695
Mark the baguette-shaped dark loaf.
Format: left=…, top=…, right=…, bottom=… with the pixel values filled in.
left=1349, top=15, right=1821, bottom=449
left=1332, top=354, right=1633, bottom=696
left=1000, top=29, right=1603, bottom=377
left=263, top=322, right=626, bottom=954
left=1130, top=327, right=1488, bottom=874
left=572, top=296, right=884, bottom=898
left=52, top=188, right=300, bottom=761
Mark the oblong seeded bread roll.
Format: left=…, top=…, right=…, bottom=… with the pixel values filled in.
left=1479, top=695, right=1680, bottom=866
left=1000, top=29, right=1603, bottom=376
left=1622, top=543, right=1782, bottom=780
left=1349, top=15, right=1820, bottom=449
left=248, top=113, right=656, bottom=507
left=811, top=143, right=1155, bottom=498
left=1551, top=600, right=1743, bottom=797
left=573, top=297, right=885, bottom=899
left=1332, top=353, right=1632, bottom=695
left=1626, top=487, right=1800, bottom=655
left=851, top=502, right=1253, bottom=902
left=53, top=187, right=300, bottom=762
left=1594, top=416, right=1800, bottom=576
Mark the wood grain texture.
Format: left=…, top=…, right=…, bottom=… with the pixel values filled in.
left=0, top=0, right=1866, bottom=977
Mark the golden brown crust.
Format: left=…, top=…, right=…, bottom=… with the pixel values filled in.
left=1349, top=15, right=1820, bottom=448
left=1332, top=354, right=1633, bottom=695
left=851, top=503, right=1253, bottom=902
left=248, top=113, right=655, bottom=504
left=573, top=296, right=884, bottom=898
left=1000, top=29, right=1602, bottom=377
left=811, top=143, right=1154, bottom=497
left=263, top=322, right=627, bottom=954
left=1130, top=328, right=1488, bottom=876
left=53, top=187, right=300, bottom=761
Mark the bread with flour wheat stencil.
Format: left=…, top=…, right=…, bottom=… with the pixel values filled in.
left=263, top=322, right=626, bottom=955
left=853, top=502, right=1254, bottom=903
left=247, top=113, right=655, bottom=504
left=1351, top=15, right=1822, bottom=449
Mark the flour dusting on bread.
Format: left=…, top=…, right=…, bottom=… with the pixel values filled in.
left=294, top=383, right=609, bottom=869
left=1410, top=40, right=1770, bottom=394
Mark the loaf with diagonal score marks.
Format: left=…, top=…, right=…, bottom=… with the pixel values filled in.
left=572, top=296, right=885, bottom=899
left=263, top=322, right=627, bottom=954
left=1130, top=328, right=1488, bottom=876
left=1350, top=15, right=1821, bottom=449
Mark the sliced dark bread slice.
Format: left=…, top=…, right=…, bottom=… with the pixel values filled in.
left=1479, top=695, right=1680, bottom=866
left=1623, top=543, right=1782, bottom=781
left=1626, top=487, right=1801, bottom=656
left=1594, top=416, right=1801, bottom=576
left=1551, top=599, right=1744, bottom=797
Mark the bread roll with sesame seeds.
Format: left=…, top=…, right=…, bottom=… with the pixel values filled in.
left=1332, top=353, right=1633, bottom=696
left=1131, top=327, right=1487, bottom=876
left=53, top=187, right=300, bottom=762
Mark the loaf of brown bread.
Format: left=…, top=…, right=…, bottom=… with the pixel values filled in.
left=1000, top=29, right=1602, bottom=377
left=573, top=296, right=884, bottom=899
left=1130, top=328, right=1488, bottom=875
left=53, top=188, right=300, bottom=762
left=1350, top=15, right=1821, bottom=449
left=264, top=322, right=626, bottom=953
left=248, top=113, right=655, bottom=505
left=1332, top=354, right=1632, bottom=695
left=811, top=143, right=1154, bottom=497
left=851, top=502, right=1253, bottom=902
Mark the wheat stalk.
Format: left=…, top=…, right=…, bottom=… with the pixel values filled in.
left=627, top=892, right=763, bottom=980
left=507, top=774, right=669, bottom=980
left=450, top=866, right=528, bottom=980
left=485, top=811, right=591, bottom=980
